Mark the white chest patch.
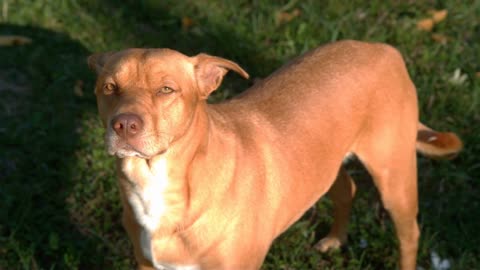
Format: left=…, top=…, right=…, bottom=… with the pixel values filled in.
left=122, top=157, right=199, bottom=270
left=126, top=157, right=169, bottom=232
left=122, top=157, right=169, bottom=267
left=141, top=228, right=200, bottom=270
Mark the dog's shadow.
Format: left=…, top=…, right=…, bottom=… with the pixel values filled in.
left=0, top=23, right=112, bottom=268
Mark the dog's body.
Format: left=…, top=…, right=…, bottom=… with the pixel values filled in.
left=88, top=40, right=462, bottom=270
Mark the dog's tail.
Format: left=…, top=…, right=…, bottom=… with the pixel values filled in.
left=416, top=122, right=463, bottom=160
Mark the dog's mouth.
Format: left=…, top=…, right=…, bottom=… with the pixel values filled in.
left=109, top=144, right=147, bottom=158
left=107, top=142, right=167, bottom=159
left=104, top=126, right=171, bottom=159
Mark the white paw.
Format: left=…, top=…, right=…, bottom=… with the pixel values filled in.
left=314, top=236, right=344, bottom=252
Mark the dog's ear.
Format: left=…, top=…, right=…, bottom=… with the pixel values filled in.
left=193, top=53, right=249, bottom=99
left=87, top=52, right=115, bottom=74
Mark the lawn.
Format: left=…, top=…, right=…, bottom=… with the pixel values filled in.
left=1, top=0, right=479, bottom=269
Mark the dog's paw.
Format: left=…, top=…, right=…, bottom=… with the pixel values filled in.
left=314, top=236, right=345, bottom=252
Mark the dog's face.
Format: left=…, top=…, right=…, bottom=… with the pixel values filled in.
left=88, top=49, right=248, bottom=159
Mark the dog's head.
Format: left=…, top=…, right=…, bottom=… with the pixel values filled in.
left=88, top=49, right=248, bottom=159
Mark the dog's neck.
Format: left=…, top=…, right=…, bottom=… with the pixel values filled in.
left=115, top=104, right=213, bottom=269
left=118, top=100, right=240, bottom=239
left=158, top=101, right=245, bottom=228
left=150, top=102, right=219, bottom=227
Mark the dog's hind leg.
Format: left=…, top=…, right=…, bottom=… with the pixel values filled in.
left=355, top=131, right=420, bottom=270
left=315, top=166, right=356, bottom=252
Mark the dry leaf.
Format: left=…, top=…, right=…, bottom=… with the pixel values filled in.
left=427, top=94, right=435, bottom=110
left=448, top=68, right=468, bottom=86
left=0, top=35, right=32, bottom=46
left=356, top=10, right=367, bottom=20
left=416, top=18, right=434, bottom=31
left=475, top=72, right=480, bottom=79
left=431, top=33, right=448, bottom=44
left=416, top=9, right=448, bottom=32
left=182, top=16, right=194, bottom=31
left=277, top=8, right=301, bottom=24
left=430, top=9, right=448, bottom=23
left=74, top=80, right=84, bottom=97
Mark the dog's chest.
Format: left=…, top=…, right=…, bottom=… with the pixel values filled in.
left=123, top=158, right=169, bottom=267
left=123, top=158, right=199, bottom=270
left=126, top=158, right=169, bottom=232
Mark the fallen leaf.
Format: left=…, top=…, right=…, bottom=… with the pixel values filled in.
left=475, top=72, right=480, bottom=79
left=181, top=16, right=194, bottom=31
left=431, top=250, right=451, bottom=270
left=0, top=35, right=32, bottom=46
left=430, top=9, right=448, bottom=23
left=416, top=9, right=448, bottom=32
left=277, top=8, right=301, bottom=24
left=431, top=33, right=448, bottom=44
left=416, top=18, right=434, bottom=31
left=427, top=94, right=435, bottom=110
left=448, top=68, right=468, bottom=86
left=356, top=10, right=367, bottom=20
left=74, top=80, right=84, bottom=97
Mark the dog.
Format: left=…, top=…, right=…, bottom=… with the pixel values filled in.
left=88, top=40, right=462, bottom=270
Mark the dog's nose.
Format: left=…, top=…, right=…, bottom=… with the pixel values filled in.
left=111, top=113, right=143, bottom=139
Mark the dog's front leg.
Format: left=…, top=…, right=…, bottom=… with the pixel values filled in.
left=315, top=167, right=356, bottom=252
left=122, top=208, right=156, bottom=270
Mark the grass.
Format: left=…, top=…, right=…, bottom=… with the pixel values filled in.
left=1, top=0, right=479, bottom=269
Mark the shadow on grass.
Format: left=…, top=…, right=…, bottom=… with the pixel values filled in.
left=0, top=23, right=102, bottom=268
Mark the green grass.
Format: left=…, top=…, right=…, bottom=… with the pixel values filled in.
left=1, top=0, right=479, bottom=269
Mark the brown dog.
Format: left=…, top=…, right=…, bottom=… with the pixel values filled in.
left=88, top=40, right=462, bottom=270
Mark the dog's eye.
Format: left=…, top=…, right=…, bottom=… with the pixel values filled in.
left=157, top=86, right=175, bottom=95
left=103, top=83, right=118, bottom=95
